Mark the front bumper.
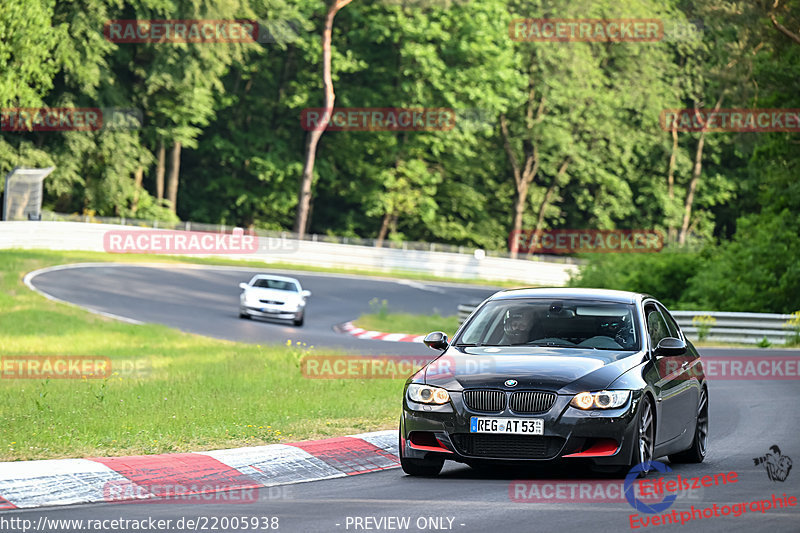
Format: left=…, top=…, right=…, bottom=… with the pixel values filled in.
left=241, top=304, right=302, bottom=320
left=401, top=389, right=642, bottom=466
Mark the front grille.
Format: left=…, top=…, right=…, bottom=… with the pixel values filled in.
left=463, top=390, right=505, bottom=412
left=509, top=391, right=556, bottom=413
left=259, top=299, right=284, bottom=305
left=451, top=434, right=564, bottom=459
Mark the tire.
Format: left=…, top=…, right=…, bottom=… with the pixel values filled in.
left=624, top=394, right=656, bottom=478
left=239, top=311, right=251, bottom=319
left=399, top=424, right=444, bottom=477
left=293, top=314, right=304, bottom=327
left=669, top=388, right=708, bottom=464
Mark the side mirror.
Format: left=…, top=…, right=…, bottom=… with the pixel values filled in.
left=239, top=283, right=248, bottom=290
left=423, top=331, right=449, bottom=351
left=655, top=337, right=687, bottom=357
left=302, top=290, right=311, bottom=298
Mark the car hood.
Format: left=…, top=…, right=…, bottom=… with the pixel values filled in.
left=422, top=346, right=645, bottom=394
left=243, top=287, right=301, bottom=302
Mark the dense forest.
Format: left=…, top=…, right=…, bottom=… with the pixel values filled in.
left=1, top=0, right=798, bottom=311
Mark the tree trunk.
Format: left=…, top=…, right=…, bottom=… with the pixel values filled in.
left=131, top=167, right=144, bottom=214
left=535, top=158, right=569, bottom=234
left=679, top=94, right=723, bottom=245
left=667, top=123, right=678, bottom=243
left=510, top=180, right=529, bottom=257
left=499, top=85, right=545, bottom=259
left=679, top=135, right=704, bottom=246
left=375, top=212, right=391, bottom=247
left=155, top=142, right=165, bottom=200
left=293, top=0, right=353, bottom=237
left=527, top=157, right=569, bottom=257
left=166, top=141, right=182, bottom=213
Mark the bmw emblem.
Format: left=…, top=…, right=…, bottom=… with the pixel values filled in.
left=504, top=379, right=518, bottom=387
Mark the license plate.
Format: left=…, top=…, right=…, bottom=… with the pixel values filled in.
left=470, top=417, right=543, bottom=435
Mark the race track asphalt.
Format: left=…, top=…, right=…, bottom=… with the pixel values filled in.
left=28, top=263, right=498, bottom=355
left=9, top=263, right=799, bottom=533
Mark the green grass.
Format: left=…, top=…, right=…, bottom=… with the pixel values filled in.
left=354, top=312, right=460, bottom=338
left=0, top=250, right=409, bottom=461
left=353, top=299, right=461, bottom=338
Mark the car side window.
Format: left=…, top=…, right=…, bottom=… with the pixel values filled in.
left=656, top=304, right=681, bottom=339
left=645, top=304, right=669, bottom=351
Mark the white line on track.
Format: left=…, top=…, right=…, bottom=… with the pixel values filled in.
left=23, top=264, right=145, bottom=325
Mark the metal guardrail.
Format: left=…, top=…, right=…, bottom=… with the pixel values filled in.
left=671, top=311, right=798, bottom=345
left=458, top=302, right=484, bottom=324
left=457, top=303, right=800, bottom=346
left=0, top=221, right=578, bottom=285
left=37, top=211, right=581, bottom=264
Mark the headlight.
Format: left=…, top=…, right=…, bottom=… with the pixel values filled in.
left=407, top=384, right=450, bottom=405
left=570, top=390, right=630, bottom=410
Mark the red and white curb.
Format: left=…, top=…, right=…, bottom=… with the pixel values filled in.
left=0, top=430, right=398, bottom=510
left=338, top=321, right=424, bottom=343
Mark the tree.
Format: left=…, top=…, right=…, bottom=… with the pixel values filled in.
left=294, top=0, right=352, bottom=236
left=502, top=0, right=679, bottom=256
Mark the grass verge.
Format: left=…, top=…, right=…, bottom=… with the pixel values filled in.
left=0, top=249, right=407, bottom=461
left=353, top=311, right=460, bottom=339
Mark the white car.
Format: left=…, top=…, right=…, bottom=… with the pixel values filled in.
left=238, top=274, right=310, bottom=326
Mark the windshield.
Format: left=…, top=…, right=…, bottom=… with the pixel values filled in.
left=252, top=279, right=299, bottom=292
left=457, top=298, right=639, bottom=351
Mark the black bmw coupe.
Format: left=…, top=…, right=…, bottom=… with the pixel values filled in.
left=400, top=288, right=708, bottom=476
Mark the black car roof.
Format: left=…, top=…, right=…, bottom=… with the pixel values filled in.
left=488, top=287, right=648, bottom=305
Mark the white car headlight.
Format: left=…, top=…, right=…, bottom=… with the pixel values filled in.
left=570, top=390, right=630, bottom=410
left=407, top=384, right=450, bottom=405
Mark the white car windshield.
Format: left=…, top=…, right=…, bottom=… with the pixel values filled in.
left=252, top=279, right=299, bottom=292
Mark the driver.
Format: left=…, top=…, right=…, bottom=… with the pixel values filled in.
left=502, top=307, right=534, bottom=344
